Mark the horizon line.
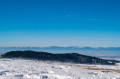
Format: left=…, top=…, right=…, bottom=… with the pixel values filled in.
left=0, top=46, right=120, bottom=48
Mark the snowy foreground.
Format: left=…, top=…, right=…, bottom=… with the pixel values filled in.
left=0, top=59, right=120, bottom=79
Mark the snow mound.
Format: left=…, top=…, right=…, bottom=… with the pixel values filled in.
left=0, top=59, right=120, bottom=79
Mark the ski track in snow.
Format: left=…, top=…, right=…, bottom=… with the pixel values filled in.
left=0, top=59, right=120, bottom=79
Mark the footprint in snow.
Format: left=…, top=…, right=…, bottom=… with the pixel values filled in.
left=15, top=74, right=24, bottom=77
left=0, top=70, right=9, bottom=75
left=41, top=75, right=48, bottom=79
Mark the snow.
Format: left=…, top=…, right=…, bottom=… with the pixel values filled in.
left=0, top=59, right=120, bottom=79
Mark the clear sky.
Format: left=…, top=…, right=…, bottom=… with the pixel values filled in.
left=0, top=0, right=120, bottom=47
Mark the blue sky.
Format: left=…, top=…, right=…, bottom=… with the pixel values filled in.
left=0, top=0, right=120, bottom=47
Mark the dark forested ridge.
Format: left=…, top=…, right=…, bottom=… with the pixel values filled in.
left=1, top=50, right=115, bottom=65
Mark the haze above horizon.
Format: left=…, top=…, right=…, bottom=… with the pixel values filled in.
left=0, top=0, right=120, bottom=47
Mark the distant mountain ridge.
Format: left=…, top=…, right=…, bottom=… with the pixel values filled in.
left=0, top=46, right=120, bottom=50
left=1, top=50, right=115, bottom=65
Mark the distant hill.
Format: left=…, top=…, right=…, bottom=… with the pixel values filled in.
left=1, top=50, right=115, bottom=65
left=0, top=46, right=120, bottom=58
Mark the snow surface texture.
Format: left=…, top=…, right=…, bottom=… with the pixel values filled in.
left=0, top=59, right=120, bottom=79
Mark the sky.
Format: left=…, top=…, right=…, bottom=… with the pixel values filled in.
left=0, top=0, right=120, bottom=47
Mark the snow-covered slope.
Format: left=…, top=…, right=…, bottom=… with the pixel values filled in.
left=0, top=59, right=120, bottom=79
